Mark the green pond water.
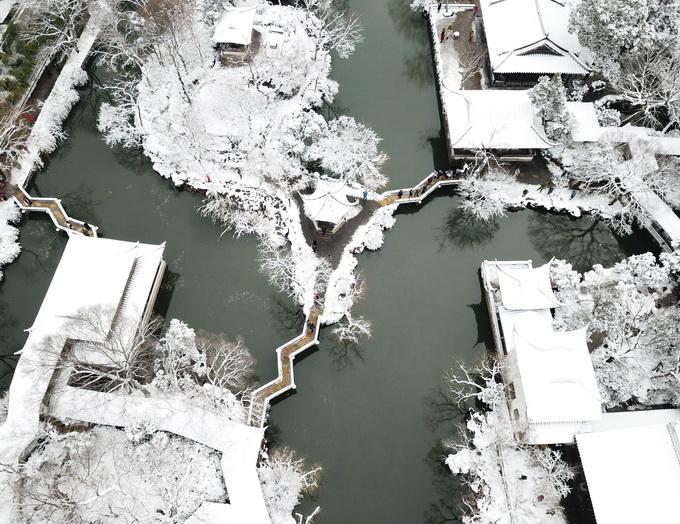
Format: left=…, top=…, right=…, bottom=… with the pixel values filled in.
left=0, top=1, right=651, bottom=522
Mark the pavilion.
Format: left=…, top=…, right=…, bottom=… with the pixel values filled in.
left=300, top=177, right=361, bottom=235
left=212, top=6, right=258, bottom=62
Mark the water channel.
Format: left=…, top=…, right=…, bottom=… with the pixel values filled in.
left=0, top=1, right=653, bottom=522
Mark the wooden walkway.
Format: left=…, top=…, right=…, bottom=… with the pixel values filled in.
left=248, top=306, right=321, bottom=426
left=12, top=186, right=97, bottom=237
left=379, top=170, right=459, bottom=206
left=247, top=171, right=463, bottom=427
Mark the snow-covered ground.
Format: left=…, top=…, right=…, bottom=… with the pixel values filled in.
left=322, top=204, right=397, bottom=328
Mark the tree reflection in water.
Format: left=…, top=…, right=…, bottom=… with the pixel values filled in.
left=388, top=0, right=435, bottom=87
left=327, top=337, right=366, bottom=370
left=528, top=212, right=624, bottom=273
left=439, top=207, right=500, bottom=250
left=424, top=441, right=465, bottom=524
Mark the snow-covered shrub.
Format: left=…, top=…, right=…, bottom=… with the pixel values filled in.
left=528, top=75, right=574, bottom=143
left=258, top=447, right=321, bottom=524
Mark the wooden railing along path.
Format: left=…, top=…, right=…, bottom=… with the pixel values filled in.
left=248, top=307, right=321, bottom=426
left=12, top=186, right=97, bottom=237
left=380, top=170, right=459, bottom=206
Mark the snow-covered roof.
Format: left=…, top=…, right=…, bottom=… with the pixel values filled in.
left=497, top=263, right=560, bottom=310
left=212, top=6, right=257, bottom=46
left=577, top=422, right=680, bottom=524
left=498, top=307, right=553, bottom=353
left=479, top=0, right=590, bottom=75
left=300, top=177, right=360, bottom=225
left=0, top=236, right=165, bottom=465
left=446, top=90, right=554, bottom=150
left=567, top=102, right=602, bottom=142
left=590, top=408, right=680, bottom=433
left=512, top=326, right=602, bottom=425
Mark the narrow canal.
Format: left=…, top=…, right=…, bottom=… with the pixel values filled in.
left=0, top=1, right=649, bottom=522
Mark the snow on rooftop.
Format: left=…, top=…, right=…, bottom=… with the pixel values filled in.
left=446, top=90, right=554, bottom=151
left=590, top=408, right=680, bottom=433
left=0, top=236, right=165, bottom=465
left=498, top=307, right=553, bottom=353
left=300, top=177, right=360, bottom=225
left=497, top=263, right=560, bottom=310
left=577, top=422, right=680, bottom=524
left=512, top=326, right=602, bottom=425
left=567, top=102, right=602, bottom=142
left=479, top=0, right=590, bottom=75
left=212, top=6, right=257, bottom=46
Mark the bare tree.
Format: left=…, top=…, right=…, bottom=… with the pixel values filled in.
left=330, top=274, right=371, bottom=344
left=446, top=355, right=505, bottom=408
left=613, top=47, right=680, bottom=131
left=33, top=305, right=161, bottom=395
left=458, top=46, right=485, bottom=87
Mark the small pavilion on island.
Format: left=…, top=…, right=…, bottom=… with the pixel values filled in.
left=212, top=6, right=258, bottom=62
left=299, top=177, right=361, bottom=236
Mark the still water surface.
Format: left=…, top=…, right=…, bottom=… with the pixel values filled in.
left=0, top=2, right=644, bottom=522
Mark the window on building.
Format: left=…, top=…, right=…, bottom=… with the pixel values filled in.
left=513, top=408, right=520, bottom=420
left=507, top=382, right=516, bottom=400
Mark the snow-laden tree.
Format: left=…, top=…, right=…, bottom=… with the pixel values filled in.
left=306, top=0, right=364, bottom=60
left=305, top=115, right=388, bottom=190
left=16, top=425, right=227, bottom=522
left=152, top=319, right=257, bottom=420
left=569, top=0, right=680, bottom=81
left=552, top=252, right=680, bottom=407
left=0, top=106, right=30, bottom=180
left=21, top=0, right=89, bottom=54
left=569, top=0, right=680, bottom=129
left=528, top=75, right=574, bottom=143
left=613, top=47, right=680, bottom=130
left=330, top=274, right=371, bottom=344
left=558, top=140, right=678, bottom=235
left=258, top=447, right=322, bottom=524
left=443, top=356, right=574, bottom=524
left=97, top=79, right=143, bottom=149
left=456, top=166, right=512, bottom=221
left=41, top=305, right=162, bottom=394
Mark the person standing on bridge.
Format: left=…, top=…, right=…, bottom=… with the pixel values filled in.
left=398, top=190, right=403, bottom=198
